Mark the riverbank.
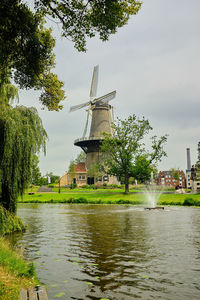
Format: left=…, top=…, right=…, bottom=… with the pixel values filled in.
left=0, top=206, right=38, bottom=299
left=0, top=206, right=26, bottom=235
left=18, top=191, right=200, bottom=206
left=0, top=237, right=38, bottom=300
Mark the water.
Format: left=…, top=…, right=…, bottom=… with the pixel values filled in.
left=10, top=204, right=200, bottom=300
left=144, top=185, right=163, bottom=207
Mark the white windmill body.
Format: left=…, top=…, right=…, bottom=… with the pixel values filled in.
left=70, top=66, right=116, bottom=184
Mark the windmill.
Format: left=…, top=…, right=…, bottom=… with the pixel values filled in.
left=70, top=66, right=116, bottom=184
left=70, top=65, right=116, bottom=138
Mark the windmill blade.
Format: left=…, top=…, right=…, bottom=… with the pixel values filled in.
left=92, top=90, right=116, bottom=105
left=82, top=106, right=91, bottom=138
left=69, top=100, right=91, bottom=112
left=90, top=65, right=99, bottom=98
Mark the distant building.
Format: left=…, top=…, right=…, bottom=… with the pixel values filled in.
left=156, top=170, right=186, bottom=188
left=185, top=148, right=200, bottom=191
left=60, top=162, right=87, bottom=186
left=60, top=162, right=120, bottom=187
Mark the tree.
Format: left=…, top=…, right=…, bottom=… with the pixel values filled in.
left=46, top=172, right=60, bottom=184
left=195, top=141, right=200, bottom=180
left=0, top=0, right=141, bottom=109
left=34, top=0, right=142, bottom=52
left=170, top=168, right=180, bottom=181
left=0, top=103, right=47, bottom=213
left=0, top=0, right=142, bottom=211
left=0, top=1, right=65, bottom=111
left=74, top=151, right=86, bottom=164
left=100, top=115, right=167, bottom=194
left=132, top=155, right=157, bottom=184
left=30, top=154, right=42, bottom=185
left=67, top=160, right=76, bottom=186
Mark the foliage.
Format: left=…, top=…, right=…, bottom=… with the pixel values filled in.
left=100, top=115, right=167, bottom=193
left=30, top=155, right=42, bottom=185
left=170, top=168, right=180, bottom=181
left=68, top=160, right=76, bottom=177
left=196, top=141, right=200, bottom=179
left=0, top=0, right=142, bottom=110
left=0, top=104, right=47, bottom=213
left=132, top=155, right=157, bottom=183
left=46, top=172, right=60, bottom=184
left=37, top=177, right=48, bottom=186
left=34, top=0, right=142, bottom=52
left=74, top=151, right=86, bottom=164
left=0, top=1, right=65, bottom=111
left=0, top=206, right=25, bottom=235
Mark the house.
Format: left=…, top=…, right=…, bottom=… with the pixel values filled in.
left=156, top=170, right=186, bottom=188
left=60, top=162, right=120, bottom=187
left=60, top=162, right=87, bottom=186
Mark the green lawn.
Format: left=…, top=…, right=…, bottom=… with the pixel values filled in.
left=18, top=191, right=200, bottom=206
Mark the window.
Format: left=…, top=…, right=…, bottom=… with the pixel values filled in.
left=82, top=175, right=85, bottom=180
left=78, top=175, right=85, bottom=180
left=96, top=176, right=102, bottom=182
left=104, top=175, right=109, bottom=182
left=78, top=175, right=81, bottom=180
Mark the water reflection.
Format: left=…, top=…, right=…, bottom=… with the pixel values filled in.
left=8, top=204, right=200, bottom=300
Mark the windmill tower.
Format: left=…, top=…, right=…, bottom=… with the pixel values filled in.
left=70, top=66, right=116, bottom=184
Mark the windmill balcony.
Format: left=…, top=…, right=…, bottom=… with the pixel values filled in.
left=74, top=136, right=104, bottom=144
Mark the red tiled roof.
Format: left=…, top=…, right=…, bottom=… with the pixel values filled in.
left=75, top=162, right=86, bottom=173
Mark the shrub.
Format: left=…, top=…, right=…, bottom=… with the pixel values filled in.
left=0, top=206, right=26, bottom=235
left=183, top=198, right=194, bottom=206
left=81, top=185, right=90, bottom=189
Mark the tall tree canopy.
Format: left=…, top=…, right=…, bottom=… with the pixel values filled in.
left=0, top=0, right=141, bottom=110
left=100, top=115, right=167, bottom=193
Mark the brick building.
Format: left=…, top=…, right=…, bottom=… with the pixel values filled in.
left=156, top=170, right=186, bottom=188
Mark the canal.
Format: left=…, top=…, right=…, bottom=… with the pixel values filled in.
left=11, top=204, right=200, bottom=299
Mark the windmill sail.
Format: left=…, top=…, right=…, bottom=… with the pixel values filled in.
left=69, top=100, right=90, bottom=112
left=90, top=65, right=99, bottom=98
left=92, top=90, right=116, bottom=105
left=82, top=107, right=91, bottom=138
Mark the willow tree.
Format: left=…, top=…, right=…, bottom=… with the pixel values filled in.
left=0, top=78, right=47, bottom=213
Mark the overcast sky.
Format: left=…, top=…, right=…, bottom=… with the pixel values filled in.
left=20, top=0, right=200, bottom=176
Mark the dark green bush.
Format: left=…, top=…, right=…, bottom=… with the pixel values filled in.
left=0, top=206, right=26, bottom=235
left=183, top=197, right=200, bottom=206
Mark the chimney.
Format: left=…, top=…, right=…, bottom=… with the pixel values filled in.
left=186, top=148, right=191, bottom=171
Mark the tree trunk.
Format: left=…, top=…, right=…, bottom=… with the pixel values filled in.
left=124, top=175, right=129, bottom=194
left=1, top=181, right=17, bottom=213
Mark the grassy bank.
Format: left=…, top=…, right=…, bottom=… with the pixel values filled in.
left=0, top=238, right=38, bottom=300
left=0, top=206, right=26, bottom=235
left=18, top=192, right=200, bottom=206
